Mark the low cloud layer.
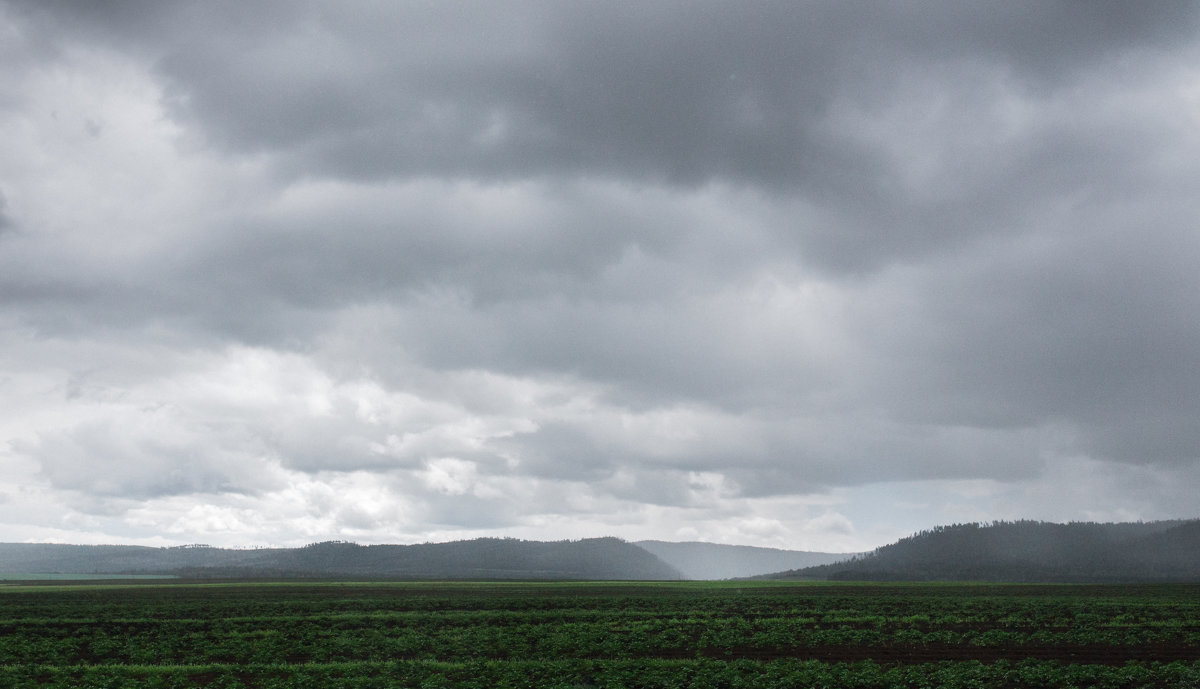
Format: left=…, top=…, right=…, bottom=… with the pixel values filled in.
left=1, top=1, right=1198, bottom=551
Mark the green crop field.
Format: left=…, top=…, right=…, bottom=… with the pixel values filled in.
left=1, top=579, right=1199, bottom=688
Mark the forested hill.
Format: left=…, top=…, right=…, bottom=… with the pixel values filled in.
left=0, top=537, right=683, bottom=580
left=760, top=520, right=1200, bottom=583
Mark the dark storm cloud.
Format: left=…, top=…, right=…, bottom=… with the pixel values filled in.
left=174, top=1, right=1199, bottom=187
left=9, top=0, right=1188, bottom=277
left=20, top=2, right=1197, bottom=178
left=9, top=1, right=1197, bottom=269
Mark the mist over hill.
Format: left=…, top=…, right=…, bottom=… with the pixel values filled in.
left=760, top=520, right=1200, bottom=583
left=636, top=540, right=852, bottom=580
left=0, top=537, right=683, bottom=580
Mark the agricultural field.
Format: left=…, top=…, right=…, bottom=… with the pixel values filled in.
left=1, top=580, right=1199, bottom=687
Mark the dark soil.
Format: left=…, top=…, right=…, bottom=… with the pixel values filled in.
left=696, top=642, right=1200, bottom=665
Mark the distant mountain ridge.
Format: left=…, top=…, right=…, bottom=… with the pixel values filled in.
left=759, top=520, right=1200, bottom=583
left=0, top=537, right=683, bottom=580
left=7, top=521, right=1197, bottom=583
left=636, top=540, right=853, bottom=579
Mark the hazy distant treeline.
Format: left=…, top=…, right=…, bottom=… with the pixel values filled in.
left=0, top=537, right=683, bottom=580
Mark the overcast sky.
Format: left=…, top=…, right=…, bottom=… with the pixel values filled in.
left=2, top=1, right=1199, bottom=552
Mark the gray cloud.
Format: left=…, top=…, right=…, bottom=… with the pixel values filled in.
left=0, top=189, right=11, bottom=230
left=23, top=415, right=273, bottom=501
left=23, top=2, right=1196, bottom=187
left=1, top=1, right=1199, bottom=549
left=854, top=207, right=1200, bottom=458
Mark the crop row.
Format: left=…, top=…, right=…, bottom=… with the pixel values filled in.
left=5, top=658, right=1200, bottom=689
left=2, top=581, right=1199, bottom=686
left=2, top=615, right=1200, bottom=665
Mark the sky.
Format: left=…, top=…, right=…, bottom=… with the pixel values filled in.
left=2, top=1, right=1199, bottom=553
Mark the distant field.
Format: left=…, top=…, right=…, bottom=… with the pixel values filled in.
left=1, top=580, right=1198, bottom=687
left=0, top=573, right=177, bottom=581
